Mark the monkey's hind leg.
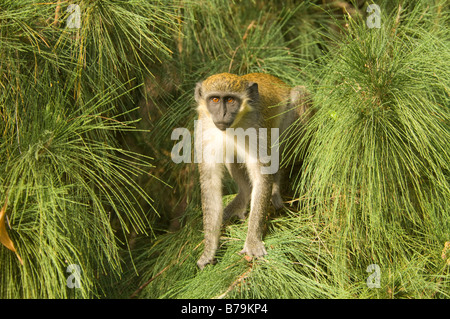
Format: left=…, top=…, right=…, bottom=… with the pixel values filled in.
left=223, top=163, right=251, bottom=222
left=271, top=169, right=285, bottom=210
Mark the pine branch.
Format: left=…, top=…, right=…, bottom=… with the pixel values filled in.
left=213, top=268, right=252, bottom=299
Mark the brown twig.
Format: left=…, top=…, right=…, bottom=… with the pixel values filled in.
left=213, top=268, right=252, bottom=299
left=130, top=264, right=171, bottom=298
left=51, top=1, right=62, bottom=26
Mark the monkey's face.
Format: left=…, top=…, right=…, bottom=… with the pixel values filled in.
left=195, top=74, right=259, bottom=131
left=204, top=93, right=241, bottom=130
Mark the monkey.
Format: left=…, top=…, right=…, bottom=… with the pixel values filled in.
left=194, top=72, right=310, bottom=269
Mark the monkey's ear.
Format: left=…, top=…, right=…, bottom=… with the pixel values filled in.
left=195, top=82, right=203, bottom=103
left=246, top=82, right=259, bottom=102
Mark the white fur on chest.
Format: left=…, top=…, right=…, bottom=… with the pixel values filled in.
left=194, top=117, right=279, bottom=174
left=195, top=119, right=258, bottom=166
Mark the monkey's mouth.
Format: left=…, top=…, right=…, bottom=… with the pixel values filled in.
left=214, top=122, right=232, bottom=131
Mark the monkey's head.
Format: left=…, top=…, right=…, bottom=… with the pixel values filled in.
left=195, top=73, right=258, bottom=131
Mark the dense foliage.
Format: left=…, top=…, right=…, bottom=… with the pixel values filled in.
left=0, top=0, right=448, bottom=299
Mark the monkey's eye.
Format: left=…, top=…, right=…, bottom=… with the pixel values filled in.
left=226, top=97, right=235, bottom=103
left=210, top=97, right=220, bottom=103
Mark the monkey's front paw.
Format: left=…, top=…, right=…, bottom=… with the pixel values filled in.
left=197, top=254, right=217, bottom=270
left=240, top=240, right=267, bottom=258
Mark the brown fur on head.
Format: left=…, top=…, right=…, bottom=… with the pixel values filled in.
left=201, top=73, right=248, bottom=93
left=195, top=73, right=257, bottom=105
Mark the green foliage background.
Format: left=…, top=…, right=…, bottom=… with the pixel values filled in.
left=0, top=0, right=448, bottom=299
